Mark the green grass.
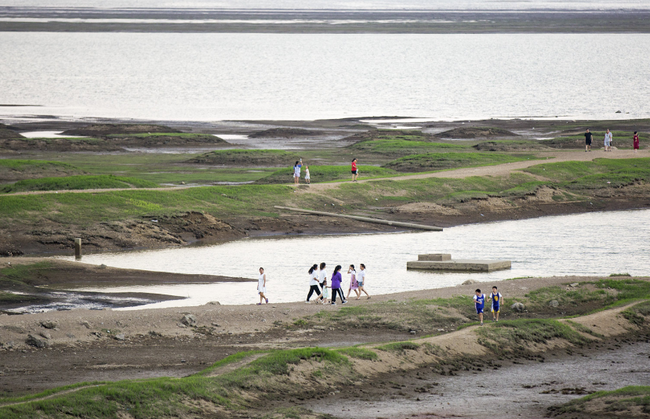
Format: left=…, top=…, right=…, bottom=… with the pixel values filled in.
left=350, top=139, right=468, bottom=156
left=0, top=347, right=351, bottom=418
left=622, top=300, right=650, bottom=327
left=106, top=133, right=215, bottom=138
left=550, top=386, right=650, bottom=416
left=384, top=152, right=532, bottom=172
left=377, top=341, right=420, bottom=352
left=476, top=319, right=591, bottom=353
left=0, top=262, right=54, bottom=292
left=0, top=159, right=78, bottom=171
left=256, top=164, right=398, bottom=184
left=335, top=347, right=379, bottom=361
left=2, top=175, right=159, bottom=193
left=526, top=286, right=614, bottom=308
left=188, top=149, right=300, bottom=166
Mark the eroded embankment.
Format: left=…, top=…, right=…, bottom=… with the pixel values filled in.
left=0, top=300, right=647, bottom=419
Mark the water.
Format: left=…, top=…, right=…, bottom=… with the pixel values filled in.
left=65, top=209, right=650, bottom=308
left=1, top=1, right=648, bottom=11
left=1, top=33, right=649, bottom=121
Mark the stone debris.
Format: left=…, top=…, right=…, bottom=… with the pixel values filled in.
left=181, top=314, right=197, bottom=327
left=511, top=302, right=525, bottom=312
left=114, top=334, right=126, bottom=341
left=40, top=321, right=57, bottom=329
left=462, top=279, right=479, bottom=285
left=39, top=331, right=52, bottom=340
left=548, top=300, right=559, bottom=307
left=26, top=334, right=49, bottom=348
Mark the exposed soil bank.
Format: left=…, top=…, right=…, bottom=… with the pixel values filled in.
left=0, top=275, right=646, bottom=397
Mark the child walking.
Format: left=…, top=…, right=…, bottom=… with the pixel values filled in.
left=346, top=264, right=360, bottom=300
left=330, top=265, right=347, bottom=305
left=257, top=267, right=268, bottom=305
left=351, top=158, right=358, bottom=182
left=304, top=165, right=311, bottom=184
left=356, top=263, right=371, bottom=299
left=487, top=286, right=503, bottom=322
left=473, top=289, right=485, bottom=325
left=306, top=264, right=323, bottom=303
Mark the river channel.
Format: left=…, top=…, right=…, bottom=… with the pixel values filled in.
left=59, top=209, right=650, bottom=308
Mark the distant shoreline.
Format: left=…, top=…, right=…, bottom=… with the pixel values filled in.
left=1, top=9, right=650, bottom=33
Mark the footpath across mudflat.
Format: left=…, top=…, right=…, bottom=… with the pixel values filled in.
left=0, top=272, right=648, bottom=419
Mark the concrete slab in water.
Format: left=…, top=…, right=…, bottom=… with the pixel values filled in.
left=418, top=253, right=451, bottom=261
left=407, top=259, right=511, bottom=272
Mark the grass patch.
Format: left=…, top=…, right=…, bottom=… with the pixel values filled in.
left=622, top=300, right=650, bottom=327
left=476, top=319, right=590, bottom=353
left=2, top=175, right=158, bottom=193
left=336, top=347, right=378, bottom=361
left=384, top=152, right=532, bottom=173
left=526, top=285, right=614, bottom=308
left=377, top=341, right=420, bottom=352
left=188, top=149, right=300, bottom=166
left=550, top=386, right=650, bottom=416
left=350, top=138, right=468, bottom=157
left=257, top=164, right=397, bottom=184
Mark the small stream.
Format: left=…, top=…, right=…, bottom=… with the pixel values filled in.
left=61, top=209, right=650, bottom=308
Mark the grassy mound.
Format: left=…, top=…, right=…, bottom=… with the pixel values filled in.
left=61, top=124, right=180, bottom=136
left=0, top=160, right=84, bottom=181
left=523, top=158, right=650, bottom=189
left=436, top=127, right=518, bottom=139
left=188, top=149, right=300, bottom=166
left=473, top=140, right=552, bottom=151
left=384, top=152, right=531, bottom=172
left=2, top=175, right=159, bottom=193
left=350, top=138, right=468, bottom=157
left=249, top=128, right=322, bottom=138
left=549, top=386, right=650, bottom=417
left=256, top=164, right=397, bottom=184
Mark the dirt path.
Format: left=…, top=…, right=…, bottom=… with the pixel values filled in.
left=2, top=150, right=645, bottom=196
left=303, top=149, right=647, bottom=192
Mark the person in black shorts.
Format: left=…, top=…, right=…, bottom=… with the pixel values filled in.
left=584, top=128, right=593, bottom=152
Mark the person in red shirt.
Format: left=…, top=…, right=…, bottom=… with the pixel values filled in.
left=351, top=158, right=358, bottom=182
left=633, top=131, right=640, bottom=153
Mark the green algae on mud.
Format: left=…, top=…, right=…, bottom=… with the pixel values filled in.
left=549, top=386, right=650, bottom=417
left=1, top=175, right=159, bottom=193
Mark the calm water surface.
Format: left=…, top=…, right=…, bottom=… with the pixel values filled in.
left=67, top=209, right=650, bottom=308
left=2, top=33, right=649, bottom=121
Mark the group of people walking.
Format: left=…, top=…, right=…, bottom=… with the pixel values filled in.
left=584, top=128, right=641, bottom=152
left=306, top=262, right=370, bottom=305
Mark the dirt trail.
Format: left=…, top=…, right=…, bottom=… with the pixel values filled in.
left=2, top=150, right=645, bottom=197
left=303, top=149, right=647, bottom=192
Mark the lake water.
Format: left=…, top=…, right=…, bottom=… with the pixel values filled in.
left=66, top=209, right=650, bottom=309
left=2, top=33, right=649, bottom=121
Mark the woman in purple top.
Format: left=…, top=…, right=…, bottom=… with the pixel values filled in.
left=330, top=265, right=347, bottom=305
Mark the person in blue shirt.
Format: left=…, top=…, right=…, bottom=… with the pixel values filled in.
left=487, top=286, right=504, bottom=322
left=473, top=289, right=485, bottom=326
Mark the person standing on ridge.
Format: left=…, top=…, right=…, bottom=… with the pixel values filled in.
left=351, top=158, right=358, bottom=182
left=633, top=131, right=640, bottom=152
left=487, top=286, right=503, bottom=322
left=474, top=289, right=485, bottom=326
left=584, top=129, right=593, bottom=152
left=604, top=129, right=613, bottom=152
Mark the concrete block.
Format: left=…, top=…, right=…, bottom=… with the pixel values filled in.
left=418, top=253, right=452, bottom=261
left=407, top=259, right=511, bottom=273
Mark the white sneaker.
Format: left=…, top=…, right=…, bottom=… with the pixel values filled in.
left=305, top=301, right=311, bottom=304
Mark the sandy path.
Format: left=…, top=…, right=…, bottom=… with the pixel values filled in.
left=304, top=149, right=647, bottom=192
left=2, top=149, right=645, bottom=197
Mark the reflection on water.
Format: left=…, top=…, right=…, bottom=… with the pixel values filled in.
left=67, top=209, right=650, bottom=308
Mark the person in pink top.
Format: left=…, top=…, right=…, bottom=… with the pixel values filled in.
left=346, top=264, right=360, bottom=300
left=351, top=158, right=358, bottom=182
left=633, top=131, right=640, bottom=153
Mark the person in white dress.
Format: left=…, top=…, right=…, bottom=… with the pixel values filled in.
left=257, top=267, right=268, bottom=305
left=356, top=264, right=371, bottom=299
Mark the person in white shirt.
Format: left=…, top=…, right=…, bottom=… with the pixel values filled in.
left=304, top=165, right=311, bottom=184
left=257, top=267, right=268, bottom=305
left=604, top=129, right=613, bottom=152
left=356, top=263, right=371, bottom=299
left=306, top=264, right=323, bottom=303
